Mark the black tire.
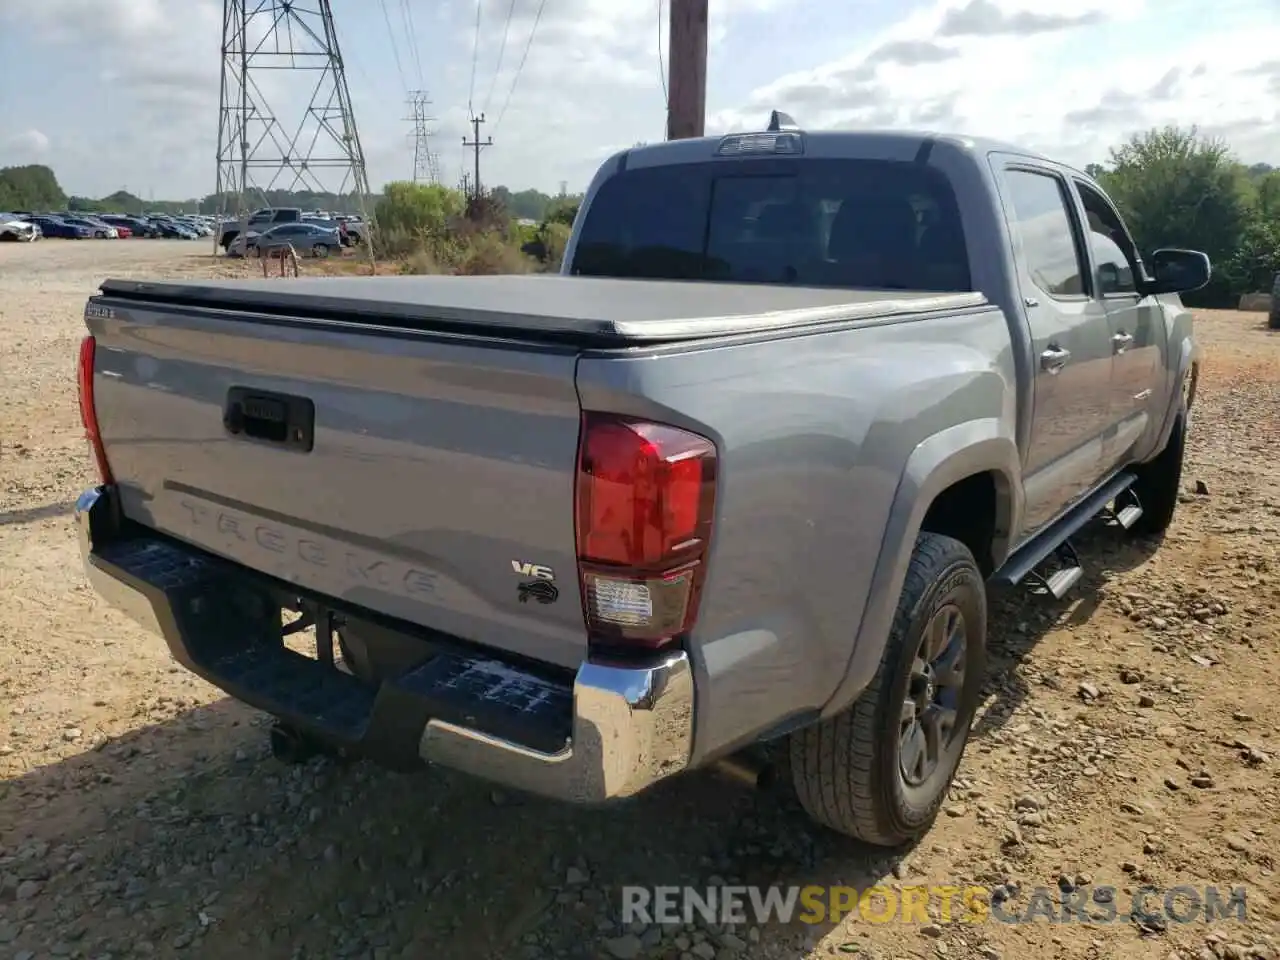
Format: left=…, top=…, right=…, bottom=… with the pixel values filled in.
left=789, top=532, right=987, bottom=846
left=1128, top=413, right=1185, bottom=537
left=312, top=243, right=330, bottom=258
left=1268, top=272, right=1280, bottom=330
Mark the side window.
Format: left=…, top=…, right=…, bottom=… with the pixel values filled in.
left=1075, top=182, right=1138, bottom=296
left=1002, top=169, right=1087, bottom=298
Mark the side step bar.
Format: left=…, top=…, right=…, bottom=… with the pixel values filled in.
left=993, top=470, right=1140, bottom=596
left=1103, top=488, right=1144, bottom=530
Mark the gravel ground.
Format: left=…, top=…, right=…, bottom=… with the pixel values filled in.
left=1, top=239, right=1277, bottom=960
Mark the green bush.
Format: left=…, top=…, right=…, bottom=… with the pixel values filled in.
left=544, top=197, right=580, bottom=228
left=456, top=232, right=537, bottom=275
left=373, top=182, right=542, bottom=276
left=542, top=222, right=573, bottom=271
left=373, top=181, right=465, bottom=255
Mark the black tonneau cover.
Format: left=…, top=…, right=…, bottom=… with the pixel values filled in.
left=96, top=275, right=987, bottom=345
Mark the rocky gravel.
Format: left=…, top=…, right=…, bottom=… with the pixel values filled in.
left=1, top=240, right=1277, bottom=960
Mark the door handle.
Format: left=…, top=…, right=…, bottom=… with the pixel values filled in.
left=1040, top=346, right=1070, bottom=373
left=1112, top=332, right=1134, bottom=353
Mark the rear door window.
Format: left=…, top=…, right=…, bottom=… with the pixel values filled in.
left=570, top=158, right=971, bottom=291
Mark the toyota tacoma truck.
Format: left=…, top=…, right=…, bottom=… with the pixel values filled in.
left=74, top=115, right=1209, bottom=846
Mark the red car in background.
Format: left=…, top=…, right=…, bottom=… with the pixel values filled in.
left=113, top=224, right=133, bottom=238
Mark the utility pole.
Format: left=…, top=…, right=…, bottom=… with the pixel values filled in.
left=404, top=90, right=441, bottom=184
left=666, top=0, right=708, bottom=140
left=462, top=114, right=493, bottom=200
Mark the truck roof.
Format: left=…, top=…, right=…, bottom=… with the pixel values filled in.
left=614, top=126, right=1058, bottom=171
left=96, top=275, right=986, bottom=345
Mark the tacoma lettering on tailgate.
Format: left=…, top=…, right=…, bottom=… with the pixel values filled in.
left=178, top=498, right=439, bottom=599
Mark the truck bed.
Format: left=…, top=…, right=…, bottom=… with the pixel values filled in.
left=97, top=275, right=986, bottom=345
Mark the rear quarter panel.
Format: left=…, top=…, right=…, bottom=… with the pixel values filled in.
left=576, top=304, right=1020, bottom=764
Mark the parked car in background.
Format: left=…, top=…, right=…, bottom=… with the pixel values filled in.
left=74, top=215, right=123, bottom=238
left=225, top=230, right=263, bottom=257
left=99, top=215, right=159, bottom=238
left=248, top=221, right=343, bottom=259
left=167, top=215, right=212, bottom=238
left=0, top=213, right=40, bottom=241
left=219, top=207, right=303, bottom=250
left=147, top=218, right=198, bottom=240
left=58, top=216, right=115, bottom=238
left=24, top=215, right=92, bottom=239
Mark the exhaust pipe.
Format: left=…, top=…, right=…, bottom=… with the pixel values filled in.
left=710, top=753, right=775, bottom=789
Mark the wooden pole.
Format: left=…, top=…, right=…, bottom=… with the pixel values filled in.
left=666, top=0, right=708, bottom=140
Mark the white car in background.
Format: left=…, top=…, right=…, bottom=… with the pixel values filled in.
left=0, top=214, right=40, bottom=242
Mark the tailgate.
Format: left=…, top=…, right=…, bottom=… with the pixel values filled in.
left=86, top=297, right=588, bottom=669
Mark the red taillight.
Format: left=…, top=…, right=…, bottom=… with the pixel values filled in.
left=77, top=335, right=113, bottom=484
left=575, top=412, right=717, bottom=650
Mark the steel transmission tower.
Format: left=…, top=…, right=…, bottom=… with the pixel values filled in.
left=215, top=0, right=372, bottom=229
left=405, top=91, right=442, bottom=184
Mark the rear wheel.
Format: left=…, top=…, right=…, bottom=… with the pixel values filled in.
left=312, top=243, right=331, bottom=258
left=789, top=532, right=987, bottom=846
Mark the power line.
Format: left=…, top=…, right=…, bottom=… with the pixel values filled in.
left=378, top=0, right=409, bottom=91
left=467, top=0, right=484, bottom=115
left=491, top=0, right=547, bottom=134
left=482, top=0, right=520, bottom=116
left=399, top=0, right=426, bottom=88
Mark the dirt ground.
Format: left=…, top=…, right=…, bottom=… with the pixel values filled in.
left=1, top=239, right=1276, bottom=960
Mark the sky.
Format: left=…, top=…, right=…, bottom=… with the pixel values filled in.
left=0, top=0, right=1278, bottom=201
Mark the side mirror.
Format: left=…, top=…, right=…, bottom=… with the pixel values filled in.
left=1144, top=248, right=1211, bottom=296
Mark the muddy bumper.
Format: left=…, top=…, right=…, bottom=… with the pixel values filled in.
left=75, top=485, right=694, bottom=801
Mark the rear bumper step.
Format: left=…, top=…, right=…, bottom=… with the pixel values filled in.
left=75, top=485, right=694, bottom=802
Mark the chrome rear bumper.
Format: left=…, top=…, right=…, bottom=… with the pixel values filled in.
left=76, top=485, right=694, bottom=801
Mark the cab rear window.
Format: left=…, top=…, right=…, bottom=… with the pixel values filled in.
left=569, top=158, right=972, bottom=292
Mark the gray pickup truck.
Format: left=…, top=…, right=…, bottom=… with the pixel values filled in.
left=218, top=207, right=304, bottom=251
left=75, top=115, right=1209, bottom=846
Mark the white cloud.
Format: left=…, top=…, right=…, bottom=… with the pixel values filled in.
left=708, top=0, right=1280, bottom=170
left=0, top=0, right=1276, bottom=198
left=4, top=129, right=51, bottom=158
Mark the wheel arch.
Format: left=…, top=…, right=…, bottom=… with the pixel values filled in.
left=818, top=418, right=1022, bottom=719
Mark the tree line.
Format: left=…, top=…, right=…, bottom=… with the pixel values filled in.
left=1086, top=126, right=1279, bottom=307
left=0, top=171, right=579, bottom=224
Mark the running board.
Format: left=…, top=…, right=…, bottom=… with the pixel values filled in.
left=993, top=470, right=1139, bottom=589
left=1103, top=488, right=1144, bottom=530
left=1027, top=540, right=1083, bottom=599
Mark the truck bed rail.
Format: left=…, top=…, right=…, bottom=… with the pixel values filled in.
left=95, top=275, right=987, bottom=347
